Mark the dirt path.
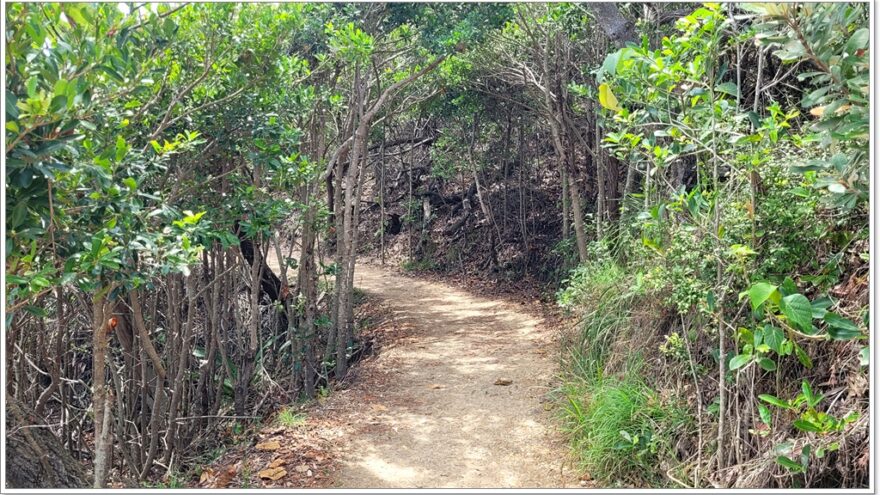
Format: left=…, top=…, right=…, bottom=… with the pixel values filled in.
left=323, top=263, right=575, bottom=488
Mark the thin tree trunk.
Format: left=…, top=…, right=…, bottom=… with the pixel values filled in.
left=91, top=294, right=111, bottom=489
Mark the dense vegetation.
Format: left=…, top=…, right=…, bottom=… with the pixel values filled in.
left=4, top=2, right=870, bottom=489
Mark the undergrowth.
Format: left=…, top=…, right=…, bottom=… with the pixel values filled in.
left=557, top=251, right=690, bottom=486
left=560, top=366, right=690, bottom=486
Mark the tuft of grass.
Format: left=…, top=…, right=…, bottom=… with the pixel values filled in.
left=143, top=471, right=186, bottom=489
left=317, top=386, right=331, bottom=399
left=559, top=367, right=690, bottom=486
left=352, top=286, right=367, bottom=304
left=557, top=252, right=690, bottom=485
left=558, top=257, right=638, bottom=380
left=401, top=258, right=436, bottom=272
left=275, top=407, right=307, bottom=428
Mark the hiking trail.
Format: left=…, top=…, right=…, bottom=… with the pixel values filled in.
left=319, top=263, right=575, bottom=488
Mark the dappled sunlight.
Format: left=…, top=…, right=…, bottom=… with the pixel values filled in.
left=327, top=264, right=572, bottom=488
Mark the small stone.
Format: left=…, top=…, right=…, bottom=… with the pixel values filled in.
left=494, top=379, right=513, bottom=386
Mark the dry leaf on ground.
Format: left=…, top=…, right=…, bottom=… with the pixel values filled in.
left=258, top=467, right=287, bottom=481
left=255, top=440, right=281, bottom=451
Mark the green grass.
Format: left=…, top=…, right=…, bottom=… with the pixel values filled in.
left=559, top=368, right=690, bottom=486
left=143, top=471, right=186, bottom=488
left=276, top=407, right=307, bottom=427
left=557, top=247, right=690, bottom=486
left=401, top=258, right=436, bottom=272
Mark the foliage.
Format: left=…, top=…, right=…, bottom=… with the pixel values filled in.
left=558, top=2, right=869, bottom=488
left=747, top=3, right=869, bottom=211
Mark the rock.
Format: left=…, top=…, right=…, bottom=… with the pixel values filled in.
left=255, top=440, right=281, bottom=451
left=294, top=464, right=310, bottom=473
left=494, top=379, right=513, bottom=386
left=268, top=458, right=286, bottom=469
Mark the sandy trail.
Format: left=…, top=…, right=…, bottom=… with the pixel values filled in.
left=320, top=263, right=575, bottom=488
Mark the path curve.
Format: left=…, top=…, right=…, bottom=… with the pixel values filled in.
left=326, top=264, right=575, bottom=488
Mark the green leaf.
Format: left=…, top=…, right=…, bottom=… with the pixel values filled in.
left=758, top=357, right=777, bottom=371
left=26, top=77, right=38, bottom=98
left=53, top=78, right=68, bottom=98
left=859, top=346, right=869, bottom=367
left=99, top=64, right=125, bottom=83
left=780, top=293, right=812, bottom=332
left=763, top=325, right=784, bottom=354
left=776, top=456, right=804, bottom=472
left=758, top=404, right=772, bottom=425
left=780, top=277, right=798, bottom=297
left=182, top=210, right=206, bottom=224
left=598, top=50, right=621, bottom=84
left=801, top=380, right=814, bottom=403
left=823, top=312, right=859, bottom=332
left=715, top=81, right=739, bottom=98
left=794, top=342, right=813, bottom=369
left=122, top=177, right=137, bottom=191
left=49, top=95, right=67, bottom=113
left=744, top=282, right=779, bottom=311
left=64, top=5, right=89, bottom=27
left=759, top=394, right=790, bottom=410
left=7, top=275, right=28, bottom=285
left=846, top=28, right=869, bottom=55
left=115, top=135, right=129, bottom=162
left=729, top=353, right=751, bottom=370
left=827, top=325, right=863, bottom=341
left=793, top=419, right=822, bottom=433
left=24, top=305, right=50, bottom=317
left=6, top=90, right=19, bottom=120
left=811, top=296, right=832, bottom=318
left=800, top=445, right=812, bottom=468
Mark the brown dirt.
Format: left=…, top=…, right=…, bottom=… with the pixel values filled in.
left=320, top=262, right=577, bottom=488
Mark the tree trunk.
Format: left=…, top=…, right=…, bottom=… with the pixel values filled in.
left=6, top=396, right=87, bottom=488
left=91, top=294, right=111, bottom=489
left=586, top=3, right=638, bottom=48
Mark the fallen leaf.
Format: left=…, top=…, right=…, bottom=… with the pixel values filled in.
left=494, top=379, right=513, bottom=386
left=268, top=458, right=286, bottom=469
left=210, top=464, right=238, bottom=488
left=848, top=372, right=868, bottom=397
left=256, top=440, right=281, bottom=451
left=199, top=468, right=215, bottom=485
left=294, top=464, right=310, bottom=473
left=258, top=467, right=287, bottom=481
